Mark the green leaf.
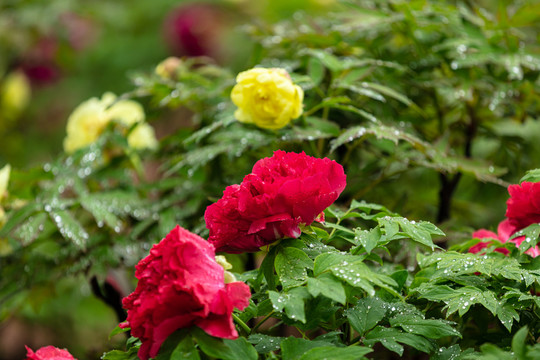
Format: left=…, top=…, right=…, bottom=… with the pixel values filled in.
left=415, top=284, right=499, bottom=316
left=471, top=343, right=516, bottom=360
left=192, top=328, right=254, bottom=360
left=378, top=217, right=400, bottom=238
left=192, top=328, right=234, bottom=359
left=432, top=345, right=462, bottom=360
left=166, top=143, right=232, bottom=175
left=314, top=253, right=360, bottom=276
left=306, top=49, right=344, bottom=72
left=310, top=226, right=329, bottom=241
left=184, top=115, right=235, bottom=145
left=364, top=327, right=436, bottom=355
left=305, top=117, right=340, bottom=136
left=527, top=344, right=540, bottom=359
left=247, top=334, right=284, bottom=354
left=109, top=325, right=130, bottom=340
left=223, top=338, right=258, bottom=360
left=85, top=191, right=150, bottom=220
left=510, top=224, right=540, bottom=254
left=394, top=218, right=438, bottom=250
left=49, top=210, right=88, bottom=250
left=337, top=83, right=386, bottom=102
left=275, top=246, right=314, bottom=290
left=80, top=194, right=123, bottom=232
left=268, top=287, right=310, bottom=323
left=155, top=330, right=199, bottom=360
left=520, top=168, right=540, bottom=183
left=497, top=302, right=520, bottom=331
left=308, top=57, right=325, bottom=86
left=323, top=222, right=355, bottom=235
left=101, top=349, right=139, bottom=360
left=389, top=315, right=461, bottom=339
left=299, top=346, right=372, bottom=360
left=256, top=298, right=274, bottom=318
left=340, top=67, right=370, bottom=85
left=280, top=337, right=335, bottom=360
left=330, top=123, right=427, bottom=153
left=345, top=297, right=387, bottom=335
left=333, top=263, right=394, bottom=295
left=101, top=338, right=140, bottom=360
left=359, top=82, right=412, bottom=106
left=15, top=212, right=48, bottom=246
left=237, top=300, right=257, bottom=324
left=418, top=252, right=536, bottom=286
left=314, top=253, right=398, bottom=296
left=349, top=200, right=397, bottom=218
left=329, top=104, right=377, bottom=122
left=390, top=269, right=408, bottom=291
left=158, top=208, right=177, bottom=239
left=307, top=273, right=346, bottom=305
left=260, top=246, right=278, bottom=290
left=512, top=326, right=528, bottom=360
left=0, top=202, right=42, bottom=237
left=355, top=226, right=381, bottom=254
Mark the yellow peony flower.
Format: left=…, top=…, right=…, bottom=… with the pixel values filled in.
left=106, top=94, right=145, bottom=127
left=63, top=95, right=111, bottom=153
left=128, top=123, right=159, bottom=150
left=63, top=92, right=157, bottom=153
left=231, top=67, right=304, bottom=130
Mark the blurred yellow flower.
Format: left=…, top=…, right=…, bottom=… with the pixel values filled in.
left=106, top=93, right=145, bottom=126
left=0, top=71, right=31, bottom=122
left=63, top=96, right=111, bottom=153
left=231, top=67, right=303, bottom=130
left=128, top=123, right=159, bottom=150
left=0, top=164, right=10, bottom=202
left=155, top=57, right=182, bottom=80
left=63, top=92, right=157, bottom=153
left=0, top=164, right=11, bottom=228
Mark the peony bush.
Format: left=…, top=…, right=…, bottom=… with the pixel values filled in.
left=2, top=1, right=540, bottom=360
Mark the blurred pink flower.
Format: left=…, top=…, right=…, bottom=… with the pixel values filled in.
left=25, top=345, right=76, bottom=360
left=163, top=3, right=225, bottom=59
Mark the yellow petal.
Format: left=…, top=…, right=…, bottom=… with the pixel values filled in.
left=0, top=164, right=11, bottom=201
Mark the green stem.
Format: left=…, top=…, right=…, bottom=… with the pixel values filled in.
left=232, top=313, right=251, bottom=335
left=297, top=328, right=309, bottom=340
left=326, top=217, right=342, bottom=243
left=252, top=311, right=275, bottom=333
left=349, top=339, right=361, bottom=346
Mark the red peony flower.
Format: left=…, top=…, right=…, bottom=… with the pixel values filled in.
left=469, top=228, right=509, bottom=255
left=205, top=151, right=347, bottom=253
left=121, top=226, right=251, bottom=360
left=506, top=181, right=540, bottom=230
left=25, top=345, right=76, bottom=360
left=470, top=219, right=539, bottom=257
